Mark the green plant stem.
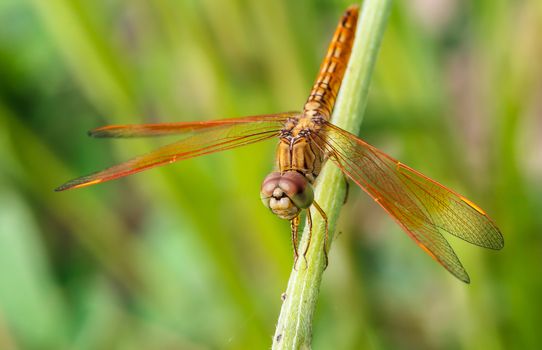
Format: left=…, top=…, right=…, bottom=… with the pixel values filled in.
left=272, top=0, right=391, bottom=348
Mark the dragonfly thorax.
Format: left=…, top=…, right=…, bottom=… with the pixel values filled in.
left=276, top=114, right=327, bottom=185
left=260, top=171, right=314, bottom=220
left=285, top=114, right=325, bottom=136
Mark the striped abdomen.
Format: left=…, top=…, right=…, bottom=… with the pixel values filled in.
left=303, top=5, right=359, bottom=119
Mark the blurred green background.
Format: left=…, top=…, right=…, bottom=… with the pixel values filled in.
left=1, top=0, right=541, bottom=349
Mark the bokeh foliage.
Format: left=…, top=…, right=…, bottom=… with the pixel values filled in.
left=0, top=0, right=541, bottom=349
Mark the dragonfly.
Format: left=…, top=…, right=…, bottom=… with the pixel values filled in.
left=57, top=5, right=503, bottom=283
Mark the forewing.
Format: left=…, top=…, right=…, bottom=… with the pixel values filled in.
left=89, top=112, right=297, bottom=138
left=56, top=114, right=294, bottom=191
left=316, top=123, right=503, bottom=283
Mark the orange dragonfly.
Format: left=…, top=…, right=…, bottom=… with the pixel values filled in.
left=57, top=5, right=503, bottom=283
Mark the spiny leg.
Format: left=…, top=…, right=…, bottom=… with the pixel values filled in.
left=302, top=208, right=313, bottom=266
left=291, top=215, right=300, bottom=268
left=312, top=201, right=330, bottom=269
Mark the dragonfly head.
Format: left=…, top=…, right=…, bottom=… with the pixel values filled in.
left=260, top=171, right=314, bottom=220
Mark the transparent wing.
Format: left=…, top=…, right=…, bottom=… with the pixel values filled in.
left=56, top=113, right=297, bottom=191
left=315, top=122, right=503, bottom=283
left=89, top=113, right=297, bottom=138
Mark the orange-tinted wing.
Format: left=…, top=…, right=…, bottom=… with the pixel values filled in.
left=315, top=122, right=503, bottom=283
left=56, top=113, right=297, bottom=191
left=89, top=113, right=296, bottom=138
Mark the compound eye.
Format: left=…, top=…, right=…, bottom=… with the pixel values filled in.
left=279, top=172, right=314, bottom=209
left=260, top=172, right=281, bottom=208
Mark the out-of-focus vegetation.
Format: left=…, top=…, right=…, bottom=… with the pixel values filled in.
left=0, top=0, right=540, bottom=348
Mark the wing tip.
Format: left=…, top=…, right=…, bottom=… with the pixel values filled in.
left=482, top=226, right=505, bottom=251
left=55, top=181, right=76, bottom=192
left=495, top=227, right=505, bottom=249
left=458, top=272, right=471, bottom=284
left=55, top=183, right=78, bottom=192
left=88, top=127, right=109, bottom=138
left=55, top=178, right=103, bottom=192
left=447, top=263, right=470, bottom=284
left=491, top=235, right=505, bottom=250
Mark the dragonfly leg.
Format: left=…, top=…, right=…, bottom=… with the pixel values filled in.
left=302, top=208, right=313, bottom=266
left=291, top=215, right=300, bottom=269
left=312, top=201, right=329, bottom=269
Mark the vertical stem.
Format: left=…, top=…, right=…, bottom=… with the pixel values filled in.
left=272, top=1, right=392, bottom=348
